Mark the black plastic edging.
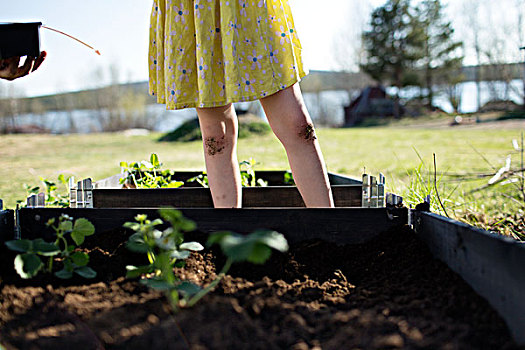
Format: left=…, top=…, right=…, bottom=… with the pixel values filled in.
left=0, top=210, right=14, bottom=244
left=413, top=211, right=525, bottom=345
left=18, top=207, right=408, bottom=245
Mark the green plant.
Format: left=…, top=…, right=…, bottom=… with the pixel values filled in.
left=239, top=158, right=268, bottom=187
left=124, top=209, right=203, bottom=310
left=187, top=158, right=268, bottom=188
left=119, top=153, right=184, bottom=189
left=186, top=229, right=288, bottom=307
left=18, top=174, right=71, bottom=208
left=5, top=214, right=96, bottom=279
left=124, top=208, right=288, bottom=311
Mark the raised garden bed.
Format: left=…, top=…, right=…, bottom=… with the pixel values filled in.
left=1, top=223, right=521, bottom=349
left=2, top=170, right=524, bottom=348
left=89, top=171, right=368, bottom=208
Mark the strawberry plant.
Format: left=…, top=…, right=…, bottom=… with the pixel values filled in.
left=124, top=209, right=203, bottom=310
left=18, top=174, right=71, bottom=208
left=124, top=208, right=288, bottom=311
left=120, top=153, right=184, bottom=189
left=5, top=214, right=96, bottom=279
left=187, top=158, right=268, bottom=188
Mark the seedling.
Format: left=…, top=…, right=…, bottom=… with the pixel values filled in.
left=188, top=158, right=268, bottom=188
left=120, top=153, right=184, bottom=189
left=18, top=174, right=71, bottom=208
left=239, top=158, right=268, bottom=187
left=124, top=208, right=288, bottom=311
left=5, top=214, right=96, bottom=279
left=124, top=209, right=203, bottom=310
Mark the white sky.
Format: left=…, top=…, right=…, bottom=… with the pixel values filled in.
left=1, top=0, right=522, bottom=97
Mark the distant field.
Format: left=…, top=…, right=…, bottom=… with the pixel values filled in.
left=1, top=124, right=523, bottom=212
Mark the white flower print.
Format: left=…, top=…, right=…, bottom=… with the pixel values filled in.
left=173, top=4, right=189, bottom=24
left=289, top=63, right=297, bottom=78
left=247, top=50, right=263, bottom=70
left=194, top=1, right=205, bottom=19
left=198, top=57, right=209, bottom=79
left=239, top=0, right=248, bottom=16
left=218, top=81, right=226, bottom=97
left=178, top=64, right=192, bottom=82
left=268, top=44, right=280, bottom=64
left=276, top=26, right=290, bottom=45
left=242, top=73, right=256, bottom=93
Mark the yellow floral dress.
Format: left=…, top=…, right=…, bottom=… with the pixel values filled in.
left=149, top=0, right=308, bottom=110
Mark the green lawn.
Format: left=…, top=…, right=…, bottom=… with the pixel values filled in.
left=1, top=126, right=523, bottom=237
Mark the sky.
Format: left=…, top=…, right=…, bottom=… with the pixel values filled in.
left=1, top=0, right=522, bottom=97
left=0, top=0, right=385, bottom=97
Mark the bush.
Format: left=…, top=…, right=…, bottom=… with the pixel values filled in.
left=159, top=115, right=271, bottom=142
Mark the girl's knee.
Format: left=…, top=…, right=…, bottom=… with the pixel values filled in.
left=204, top=135, right=228, bottom=156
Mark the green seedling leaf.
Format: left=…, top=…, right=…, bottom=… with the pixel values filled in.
left=209, top=230, right=288, bottom=264
left=140, top=278, right=176, bottom=291
left=180, top=242, right=204, bottom=251
left=59, top=220, right=73, bottom=232
left=126, top=232, right=149, bottom=253
left=150, top=153, right=160, bottom=168
left=71, top=218, right=95, bottom=245
left=165, top=181, right=184, bottom=188
left=141, top=160, right=154, bottom=169
left=253, top=230, right=289, bottom=252
left=75, top=266, right=97, bottom=279
left=120, top=161, right=128, bottom=168
left=123, top=222, right=140, bottom=231
left=5, top=239, right=32, bottom=253
left=206, top=231, right=232, bottom=247
left=176, top=281, right=201, bottom=298
left=14, top=253, right=43, bottom=279
left=247, top=244, right=272, bottom=264
left=71, top=251, right=89, bottom=266
left=170, top=250, right=190, bottom=259
left=126, top=265, right=154, bottom=279
left=135, top=214, right=148, bottom=222
left=174, top=260, right=186, bottom=268
left=55, top=268, right=73, bottom=279
left=32, top=239, right=60, bottom=256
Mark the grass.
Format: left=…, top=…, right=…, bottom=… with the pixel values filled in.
left=1, top=125, right=524, bottom=238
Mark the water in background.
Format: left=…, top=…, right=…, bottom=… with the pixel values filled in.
left=6, top=79, right=524, bottom=133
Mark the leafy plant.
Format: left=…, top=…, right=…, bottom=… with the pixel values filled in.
left=124, top=208, right=288, bottom=311
left=188, top=158, right=268, bottom=188
left=185, top=229, right=288, bottom=307
left=120, top=153, right=184, bottom=189
left=5, top=214, right=96, bottom=279
left=124, top=209, right=203, bottom=310
left=239, top=158, right=268, bottom=187
left=18, top=174, right=71, bottom=208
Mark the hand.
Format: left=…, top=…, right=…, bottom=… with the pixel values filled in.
left=0, top=51, right=46, bottom=81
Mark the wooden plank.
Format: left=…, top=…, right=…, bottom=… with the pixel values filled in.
left=328, top=172, right=362, bottom=185
left=18, top=207, right=407, bottom=245
left=97, top=171, right=361, bottom=189
left=413, top=211, right=525, bottom=345
left=0, top=210, right=14, bottom=244
left=92, top=185, right=362, bottom=208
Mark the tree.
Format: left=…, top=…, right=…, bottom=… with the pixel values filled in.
left=361, top=0, right=424, bottom=117
left=414, top=0, right=464, bottom=109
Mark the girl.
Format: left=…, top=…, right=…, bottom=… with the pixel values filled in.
left=149, top=0, right=334, bottom=208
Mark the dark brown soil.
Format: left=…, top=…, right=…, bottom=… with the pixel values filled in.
left=0, top=226, right=520, bottom=350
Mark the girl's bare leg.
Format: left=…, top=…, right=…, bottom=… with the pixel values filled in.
left=196, top=103, right=242, bottom=208
left=260, top=84, right=334, bottom=207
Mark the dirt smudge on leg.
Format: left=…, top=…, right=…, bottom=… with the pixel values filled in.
left=299, top=123, right=317, bottom=142
left=205, top=136, right=226, bottom=156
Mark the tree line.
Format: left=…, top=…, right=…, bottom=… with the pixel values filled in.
left=360, top=0, right=464, bottom=115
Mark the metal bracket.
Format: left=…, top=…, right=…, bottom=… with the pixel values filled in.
left=362, top=173, right=387, bottom=208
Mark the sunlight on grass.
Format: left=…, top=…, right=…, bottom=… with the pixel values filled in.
left=1, top=127, right=523, bottom=239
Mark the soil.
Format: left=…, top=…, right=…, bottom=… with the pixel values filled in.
left=0, top=226, right=521, bottom=350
